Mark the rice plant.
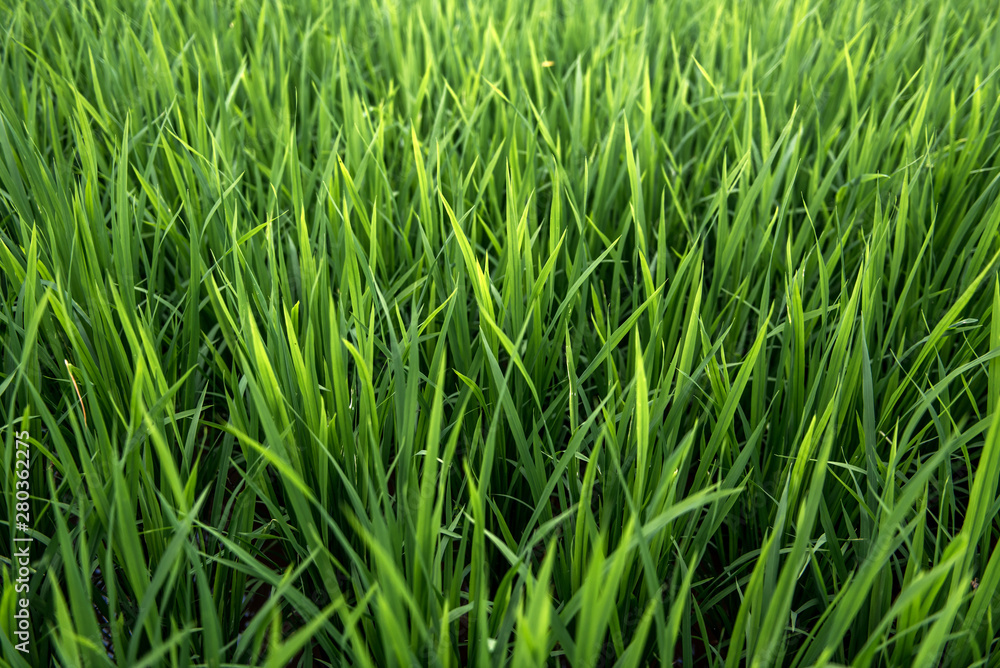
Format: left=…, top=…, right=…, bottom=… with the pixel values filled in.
left=1, top=0, right=1000, bottom=665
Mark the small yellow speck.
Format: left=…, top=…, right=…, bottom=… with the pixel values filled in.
left=541, top=61, right=554, bottom=68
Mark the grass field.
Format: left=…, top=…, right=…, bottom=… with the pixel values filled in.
left=2, top=0, right=1000, bottom=665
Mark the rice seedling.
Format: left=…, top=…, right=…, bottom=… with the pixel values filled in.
left=1, top=0, right=999, bottom=665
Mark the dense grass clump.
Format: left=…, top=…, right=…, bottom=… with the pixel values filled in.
left=2, top=0, right=1000, bottom=665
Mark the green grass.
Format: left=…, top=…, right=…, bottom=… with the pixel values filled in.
left=1, top=0, right=1000, bottom=665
